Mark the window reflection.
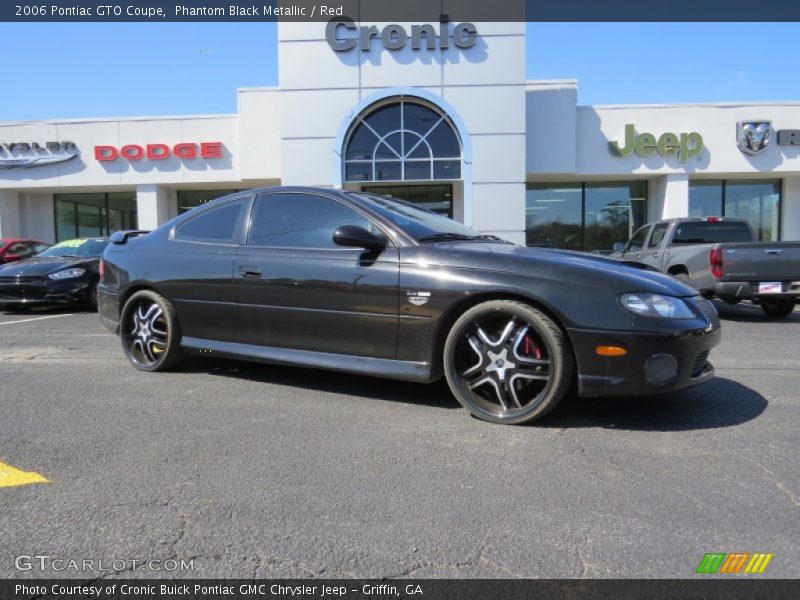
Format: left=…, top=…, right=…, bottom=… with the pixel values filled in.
left=525, top=181, right=647, bottom=252
left=689, top=179, right=781, bottom=241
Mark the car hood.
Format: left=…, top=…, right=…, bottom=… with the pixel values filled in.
left=0, top=255, right=96, bottom=277
left=425, top=242, right=697, bottom=297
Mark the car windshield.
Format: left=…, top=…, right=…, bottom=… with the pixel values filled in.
left=37, top=238, right=109, bottom=258
left=354, top=193, right=508, bottom=243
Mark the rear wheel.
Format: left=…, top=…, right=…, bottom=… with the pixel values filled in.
left=443, top=300, right=573, bottom=425
left=85, top=281, right=99, bottom=311
left=120, top=290, right=184, bottom=371
left=760, top=298, right=796, bottom=318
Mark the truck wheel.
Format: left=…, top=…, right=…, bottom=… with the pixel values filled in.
left=760, top=298, right=796, bottom=318
left=674, top=272, right=692, bottom=286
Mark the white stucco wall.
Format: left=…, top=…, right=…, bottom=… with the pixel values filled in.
left=276, top=20, right=528, bottom=243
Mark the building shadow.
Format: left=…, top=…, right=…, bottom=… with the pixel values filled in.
left=541, top=377, right=767, bottom=432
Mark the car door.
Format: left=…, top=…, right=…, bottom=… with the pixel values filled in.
left=621, top=225, right=651, bottom=263
left=161, top=195, right=252, bottom=343
left=638, top=222, right=669, bottom=270
left=233, top=191, right=400, bottom=359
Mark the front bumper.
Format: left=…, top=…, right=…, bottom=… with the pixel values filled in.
left=713, top=280, right=800, bottom=300
left=0, top=276, right=93, bottom=307
left=569, top=324, right=720, bottom=398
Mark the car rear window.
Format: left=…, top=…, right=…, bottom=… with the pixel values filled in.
left=671, top=222, right=753, bottom=244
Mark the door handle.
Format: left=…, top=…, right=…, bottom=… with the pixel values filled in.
left=652, top=251, right=660, bottom=257
left=240, top=266, right=261, bottom=279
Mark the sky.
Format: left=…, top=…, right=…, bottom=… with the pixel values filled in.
left=1, top=22, right=798, bottom=121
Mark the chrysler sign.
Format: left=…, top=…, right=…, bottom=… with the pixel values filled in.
left=326, top=19, right=478, bottom=52
left=0, top=141, right=79, bottom=169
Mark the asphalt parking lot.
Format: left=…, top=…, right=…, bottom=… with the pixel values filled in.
left=1, top=301, right=798, bottom=579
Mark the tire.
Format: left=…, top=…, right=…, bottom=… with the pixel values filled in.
left=760, top=298, right=796, bottom=319
left=3, top=303, right=27, bottom=312
left=120, top=290, right=185, bottom=372
left=443, top=300, right=574, bottom=425
left=85, top=281, right=99, bottom=312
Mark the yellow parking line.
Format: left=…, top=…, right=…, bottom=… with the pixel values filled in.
left=0, top=461, right=49, bottom=488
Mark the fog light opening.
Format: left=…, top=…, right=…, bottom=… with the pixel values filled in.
left=644, top=353, right=679, bottom=385
left=596, top=345, right=627, bottom=357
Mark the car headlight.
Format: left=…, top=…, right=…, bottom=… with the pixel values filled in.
left=619, top=293, right=695, bottom=318
left=48, top=267, right=86, bottom=280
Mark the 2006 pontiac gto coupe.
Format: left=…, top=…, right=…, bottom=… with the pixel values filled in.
left=98, top=187, right=720, bottom=424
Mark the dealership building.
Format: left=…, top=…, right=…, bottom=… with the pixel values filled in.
left=2, top=21, right=800, bottom=251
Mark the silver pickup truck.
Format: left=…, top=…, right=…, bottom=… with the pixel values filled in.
left=615, top=217, right=800, bottom=318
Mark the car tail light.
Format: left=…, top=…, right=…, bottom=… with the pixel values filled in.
left=704, top=216, right=722, bottom=222
left=709, top=248, right=723, bottom=279
left=99, top=259, right=105, bottom=279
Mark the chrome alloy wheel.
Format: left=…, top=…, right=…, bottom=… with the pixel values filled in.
left=454, top=312, right=554, bottom=417
left=124, top=301, right=168, bottom=367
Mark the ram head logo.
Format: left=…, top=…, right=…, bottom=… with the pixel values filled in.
left=737, top=121, right=772, bottom=156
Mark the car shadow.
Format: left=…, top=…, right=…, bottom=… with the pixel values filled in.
left=194, top=356, right=462, bottom=410
left=712, top=299, right=800, bottom=323
left=541, top=377, right=767, bottom=432
left=0, top=305, right=96, bottom=316
left=196, top=356, right=766, bottom=430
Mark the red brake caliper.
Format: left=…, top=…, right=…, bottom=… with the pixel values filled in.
left=523, top=335, right=542, bottom=359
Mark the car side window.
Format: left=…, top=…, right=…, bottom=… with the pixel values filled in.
left=174, top=199, right=248, bottom=244
left=33, top=244, right=48, bottom=254
left=624, top=226, right=649, bottom=253
left=646, top=223, right=668, bottom=249
left=248, top=193, right=379, bottom=249
left=8, top=242, right=31, bottom=257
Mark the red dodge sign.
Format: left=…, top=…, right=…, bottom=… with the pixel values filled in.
left=95, top=142, right=223, bottom=161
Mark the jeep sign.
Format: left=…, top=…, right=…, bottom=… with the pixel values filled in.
left=610, top=124, right=703, bottom=163
left=326, top=19, right=478, bottom=52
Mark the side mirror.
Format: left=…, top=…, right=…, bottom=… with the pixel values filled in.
left=332, top=225, right=386, bottom=252
left=613, top=242, right=626, bottom=253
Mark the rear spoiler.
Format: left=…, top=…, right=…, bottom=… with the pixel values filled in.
left=109, top=230, right=151, bottom=244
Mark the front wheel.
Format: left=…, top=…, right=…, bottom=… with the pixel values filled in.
left=120, top=290, right=185, bottom=371
left=760, top=298, right=796, bottom=319
left=443, top=300, right=574, bottom=425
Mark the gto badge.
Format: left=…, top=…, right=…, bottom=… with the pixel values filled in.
left=737, top=121, right=772, bottom=156
left=407, top=291, right=431, bottom=306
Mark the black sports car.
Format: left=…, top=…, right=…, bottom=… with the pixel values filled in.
left=98, top=187, right=720, bottom=424
left=0, top=238, right=109, bottom=311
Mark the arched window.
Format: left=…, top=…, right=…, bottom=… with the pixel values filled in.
left=343, top=98, right=462, bottom=183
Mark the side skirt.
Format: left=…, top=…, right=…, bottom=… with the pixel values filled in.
left=181, top=337, right=435, bottom=383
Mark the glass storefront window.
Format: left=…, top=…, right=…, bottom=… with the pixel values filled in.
left=526, top=181, right=646, bottom=252
left=343, top=98, right=462, bottom=183
left=525, top=184, right=582, bottom=250
left=54, top=192, right=137, bottom=242
left=725, top=181, right=781, bottom=241
left=688, top=181, right=723, bottom=218
left=362, top=184, right=453, bottom=217
left=689, top=179, right=781, bottom=241
left=177, top=189, right=241, bottom=214
left=584, top=182, right=647, bottom=252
